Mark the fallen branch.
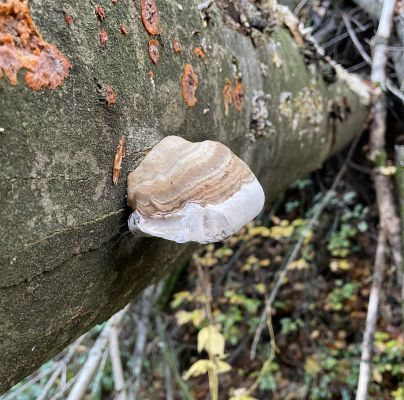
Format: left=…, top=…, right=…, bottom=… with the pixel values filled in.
left=356, top=1, right=398, bottom=399
left=66, top=305, right=129, bottom=400
left=356, top=231, right=387, bottom=400
left=128, top=285, right=156, bottom=400
left=395, top=145, right=404, bottom=305
left=109, top=325, right=127, bottom=400
left=37, top=334, right=87, bottom=400
left=89, top=347, right=109, bottom=399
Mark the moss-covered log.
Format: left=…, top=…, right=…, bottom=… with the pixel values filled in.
left=0, top=0, right=370, bottom=392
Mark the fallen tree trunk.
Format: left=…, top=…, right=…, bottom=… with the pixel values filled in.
left=0, top=0, right=370, bottom=392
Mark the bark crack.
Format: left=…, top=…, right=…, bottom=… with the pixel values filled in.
left=1, top=175, right=95, bottom=183
left=1, top=208, right=125, bottom=261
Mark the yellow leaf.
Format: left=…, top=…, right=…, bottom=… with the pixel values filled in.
left=229, top=388, right=258, bottom=400
left=194, top=293, right=211, bottom=304
left=175, top=310, right=193, bottom=326
left=303, top=229, right=313, bottom=245
left=191, top=309, right=205, bottom=327
left=216, top=360, right=232, bottom=374
left=288, top=259, right=308, bottom=270
left=380, top=165, right=396, bottom=176
left=304, top=356, right=321, bottom=375
left=310, top=330, right=320, bottom=340
left=198, top=326, right=225, bottom=356
left=206, top=244, right=215, bottom=252
left=259, top=259, right=271, bottom=267
left=373, top=368, right=383, bottom=383
left=268, top=225, right=294, bottom=239
left=183, top=359, right=212, bottom=380
left=214, top=247, right=233, bottom=258
left=175, top=309, right=204, bottom=327
left=255, top=283, right=266, bottom=294
left=171, top=291, right=193, bottom=308
left=249, top=226, right=271, bottom=237
left=200, top=256, right=217, bottom=267
left=242, top=264, right=252, bottom=272
left=246, top=256, right=259, bottom=265
left=330, top=259, right=352, bottom=272
left=292, top=218, right=306, bottom=227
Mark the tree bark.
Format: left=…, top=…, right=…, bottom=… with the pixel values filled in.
left=0, top=0, right=370, bottom=392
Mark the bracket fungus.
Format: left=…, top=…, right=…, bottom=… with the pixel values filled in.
left=127, top=136, right=265, bottom=244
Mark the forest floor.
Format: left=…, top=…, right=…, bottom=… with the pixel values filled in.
left=2, top=0, right=404, bottom=399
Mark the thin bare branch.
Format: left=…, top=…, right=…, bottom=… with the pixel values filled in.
left=342, top=14, right=372, bottom=64
left=109, top=326, right=127, bottom=400
left=356, top=1, right=399, bottom=399
left=66, top=306, right=129, bottom=400
left=128, top=286, right=156, bottom=400
left=155, top=315, right=194, bottom=400
left=355, top=231, right=387, bottom=400
left=2, top=367, right=55, bottom=400
left=37, top=334, right=87, bottom=400
left=89, top=348, right=109, bottom=399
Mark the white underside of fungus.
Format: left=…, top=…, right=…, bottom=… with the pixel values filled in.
left=127, top=136, right=265, bottom=244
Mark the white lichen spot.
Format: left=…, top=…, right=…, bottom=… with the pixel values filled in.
left=279, top=92, right=293, bottom=119
left=294, top=87, right=324, bottom=126
left=250, top=90, right=273, bottom=141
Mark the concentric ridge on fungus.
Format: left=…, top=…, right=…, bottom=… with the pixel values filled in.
left=127, top=136, right=265, bottom=243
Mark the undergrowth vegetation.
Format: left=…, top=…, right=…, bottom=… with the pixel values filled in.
left=4, top=162, right=403, bottom=400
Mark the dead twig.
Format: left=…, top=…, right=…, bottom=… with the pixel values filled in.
left=342, top=13, right=372, bottom=65
left=109, top=325, right=127, bottom=400
left=36, top=334, right=87, bottom=400
left=89, top=348, right=109, bottom=399
left=395, top=145, right=404, bottom=308
left=2, top=366, right=55, bottom=399
left=355, top=231, right=387, bottom=400
left=66, top=305, right=129, bottom=400
left=155, top=314, right=194, bottom=400
left=356, top=1, right=399, bottom=399
left=128, top=285, right=156, bottom=400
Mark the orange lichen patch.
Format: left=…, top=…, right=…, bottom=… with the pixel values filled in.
left=222, top=79, right=232, bottom=116
left=105, top=84, right=116, bottom=105
left=232, top=79, right=244, bottom=112
left=140, top=0, right=158, bottom=35
left=0, top=0, right=72, bottom=90
left=120, top=24, right=128, bottom=35
left=172, top=38, right=181, bottom=53
left=99, top=29, right=108, bottom=45
left=25, top=46, right=72, bottom=90
left=193, top=46, right=206, bottom=59
left=64, top=14, right=73, bottom=26
left=181, top=64, right=198, bottom=107
left=112, top=136, right=125, bottom=185
left=95, top=6, right=106, bottom=21
left=148, top=39, right=159, bottom=64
